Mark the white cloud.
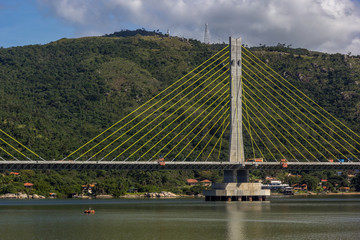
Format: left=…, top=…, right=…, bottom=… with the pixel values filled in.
left=37, top=0, right=360, bottom=54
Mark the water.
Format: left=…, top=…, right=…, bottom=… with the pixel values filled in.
left=0, top=197, right=360, bottom=240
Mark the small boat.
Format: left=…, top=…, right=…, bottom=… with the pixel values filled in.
left=84, top=208, right=95, bottom=214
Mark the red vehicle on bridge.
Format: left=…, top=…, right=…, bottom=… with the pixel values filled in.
left=280, top=159, right=288, bottom=168
left=158, top=157, right=166, bottom=166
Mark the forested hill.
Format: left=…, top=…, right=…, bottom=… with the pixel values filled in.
left=0, top=30, right=360, bottom=160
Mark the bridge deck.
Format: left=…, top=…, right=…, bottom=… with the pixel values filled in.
left=0, top=161, right=359, bottom=171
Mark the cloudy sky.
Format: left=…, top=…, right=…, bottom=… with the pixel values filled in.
left=1, top=0, right=360, bottom=54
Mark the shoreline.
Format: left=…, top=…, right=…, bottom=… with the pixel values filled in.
left=2, top=192, right=360, bottom=200
left=271, top=191, right=360, bottom=196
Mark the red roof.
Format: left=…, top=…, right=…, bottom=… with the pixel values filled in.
left=24, top=183, right=34, bottom=186
left=200, top=180, right=212, bottom=183
left=10, top=172, right=19, bottom=175
left=321, top=179, right=328, bottom=182
left=186, top=179, right=198, bottom=183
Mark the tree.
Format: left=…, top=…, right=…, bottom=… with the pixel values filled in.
left=351, top=175, right=360, bottom=191
left=302, top=174, right=319, bottom=191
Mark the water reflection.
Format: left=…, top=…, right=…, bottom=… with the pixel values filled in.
left=226, top=202, right=270, bottom=240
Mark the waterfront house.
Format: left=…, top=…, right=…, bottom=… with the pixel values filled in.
left=24, top=183, right=34, bottom=189
left=292, top=184, right=307, bottom=191
left=200, top=180, right=212, bottom=186
left=287, top=174, right=302, bottom=178
left=339, top=187, right=350, bottom=192
left=49, top=193, right=56, bottom=198
left=262, top=181, right=289, bottom=191
left=186, top=179, right=198, bottom=186
left=82, top=184, right=96, bottom=194
left=284, top=187, right=294, bottom=195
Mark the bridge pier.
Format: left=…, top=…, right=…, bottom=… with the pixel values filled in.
left=224, top=169, right=249, bottom=183
left=203, top=37, right=270, bottom=201
left=204, top=169, right=270, bottom=202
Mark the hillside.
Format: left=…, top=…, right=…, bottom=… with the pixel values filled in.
left=0, top=32, right=225, bottom=160
left=0, top=31, right=360, bottom=161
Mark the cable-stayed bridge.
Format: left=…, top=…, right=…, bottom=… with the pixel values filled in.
left=1, top=37, right=360, bottom=172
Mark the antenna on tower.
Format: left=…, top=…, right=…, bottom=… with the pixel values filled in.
left=204, top=23, right=210, bottom=44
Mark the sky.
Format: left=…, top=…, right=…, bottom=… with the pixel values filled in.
left=1, top=0, right=360, bottom=54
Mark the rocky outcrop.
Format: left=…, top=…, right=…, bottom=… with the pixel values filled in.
left=145, top=191, right=178, bottom=198
left=95, top=194, right=113, bottom=199
left=0, top=193, right=45, bottom=199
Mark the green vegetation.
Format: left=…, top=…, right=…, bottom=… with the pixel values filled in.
left=1, top=30, right=360, bottom=196
left=0, top=170, right=220, bottom=197
left=0, top=30, right=226, bottom=160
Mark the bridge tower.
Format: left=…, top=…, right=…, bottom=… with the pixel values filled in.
left=224, top=37, right=249, bottom=183
left=203, top=37, right=270, bottom=201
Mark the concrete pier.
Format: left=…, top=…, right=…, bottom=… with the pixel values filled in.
left=203, top=37, right=270, bottom=201
left=204, top=182, right=270, bottom=201
left=204, top=169, right=270, bottom=201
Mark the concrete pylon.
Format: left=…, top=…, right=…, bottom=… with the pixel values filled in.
left=229, top=37, right=245, bottom=164
left=203, top=37, right=271, bottom=200
left=224, top=37, right=248, bottom=183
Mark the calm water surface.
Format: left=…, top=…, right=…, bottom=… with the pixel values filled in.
left=0, top=196, right=360, bottom=240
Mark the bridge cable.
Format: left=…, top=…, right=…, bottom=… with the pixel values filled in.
left=168, top=98, right=230, bottom=161
left=242, top=46, right=360, bottom=147
left=147, top=80, right=230, bottom=161
left=81, top=55, right=230, bottom=160
left=242, top=88, right=263, bottom=160
left=204, top=114, right=230, bottom=161
left=242, top=64, right=343, bottom=159
left=77, top=51, right=229, bottom=160
left=241, top=87, right=304, bottom=160
left=241, top=108, right=268, bottom=161
left=242, top=47, right=360, bottom=155
left=242, top=66, right=339, bottom=159
left=65, top=46, right=229, bottom=160
left=102, top=64, right=229, bottom=161
left=0, top=129, right=44, bottom=160
left=242, top=56, right=355, bottom=159
left=218, top=114, right=227, bottom=160
left=244, top=86, right=256, bottom=159
left=0, top=145, right=18, bottom=161
left=191, top=107, right=230, bottom=162
left=241, top=55, right=352, bottom=158
left=164, top=94, right=230, bottom=160
left=183, top=105, right=230, bottom=161
left=241, top=118, right=268, bottom=161
left=243, top=83, right=317, bottom=160
left=241, top=96, right=290, bottom=160
left=114, top=68, right=230, bottom=161
left=0, top=137, right=31, bottom=160
left=242, top=75, right=334, bottom=160
left=242, top=107, right=277, bottom=162
left=138, top=78, right=229, bottom=161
